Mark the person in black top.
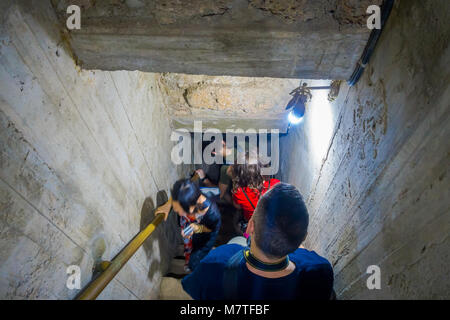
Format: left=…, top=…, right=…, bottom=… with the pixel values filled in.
left=180, top=183, right=334, bottom=299
left=169, top=179, right=221, bottom=271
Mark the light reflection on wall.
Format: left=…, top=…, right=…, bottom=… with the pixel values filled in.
left=307, top=89, right=334, bottom=166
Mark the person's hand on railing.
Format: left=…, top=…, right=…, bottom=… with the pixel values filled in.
left=155, top=197, right=173, bottom=221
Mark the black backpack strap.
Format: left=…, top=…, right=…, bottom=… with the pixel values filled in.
left=223, top=249, right=245, bottom=299
left=241, top=189, right=256, bottom=210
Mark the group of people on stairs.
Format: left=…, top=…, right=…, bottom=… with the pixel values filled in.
left=156, top=141, right=334, bottom=300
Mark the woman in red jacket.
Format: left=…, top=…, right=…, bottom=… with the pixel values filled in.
left=231, top=162, right=263, bottom=222
left=231, top=161, right=281, bottom=222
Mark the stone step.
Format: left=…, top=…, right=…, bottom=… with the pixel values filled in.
left=175, top=244, right=184, bottom=257
left=167, top=257, right=189, bottom=275
left=159, top=277, right=192, bottom=300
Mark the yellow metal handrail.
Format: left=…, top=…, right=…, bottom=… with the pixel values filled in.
left=75, top=174, right=199, bottom=300
left=75, top=210, right=166, bottom=300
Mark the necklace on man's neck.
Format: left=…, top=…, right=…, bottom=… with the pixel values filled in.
left=244, top=250, right=289, bottom=272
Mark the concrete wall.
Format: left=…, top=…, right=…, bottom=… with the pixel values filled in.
left=51, top=0, right=380, bottom=79
left=0, top=0, right=188, bottom=299
left=279, top=0, right=449, bottom=299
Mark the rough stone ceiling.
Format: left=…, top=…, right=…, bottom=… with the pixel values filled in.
left=53, top=0, right=382, bottom=80
left=157, top=73, right=330, bottom=133
left=51, top=0, right=381, bottom=132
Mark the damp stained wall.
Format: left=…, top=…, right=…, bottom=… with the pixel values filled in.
left=279, top=0, right=450, bottom=299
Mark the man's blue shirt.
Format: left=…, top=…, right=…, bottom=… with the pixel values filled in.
left=181, top=244, right=334, bottom=300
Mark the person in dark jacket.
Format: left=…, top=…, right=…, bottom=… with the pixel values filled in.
left=181, top=183, right=334, bottom=300
left=158, top=179, right=221, bottom=272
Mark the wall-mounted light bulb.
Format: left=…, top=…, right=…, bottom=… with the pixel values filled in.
left=288, top=110, right=304, bottom=124
left=286, top=83, right=310, bottom=125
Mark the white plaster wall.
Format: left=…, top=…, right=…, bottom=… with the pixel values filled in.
left=0, top=1, right=188, bottom=299
left=279, top=0, right=449, bottom=299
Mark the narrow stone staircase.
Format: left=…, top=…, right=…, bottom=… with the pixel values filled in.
left=159, top=245, right=192, bottom=300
